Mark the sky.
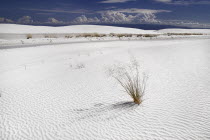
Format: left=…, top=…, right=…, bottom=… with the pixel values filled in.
left=0, top=0, right=210, bottom=28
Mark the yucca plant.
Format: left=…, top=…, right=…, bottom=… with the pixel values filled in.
left=112, top=59, right=147, bottom=105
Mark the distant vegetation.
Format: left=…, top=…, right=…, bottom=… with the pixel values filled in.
left=167, top=33, right=203, bottom=36
left=65, top=35, right=73, bottom=38
left=109, top=33, right=158, bottom=38
left=75, top=33, right=107, bottom=38
left=142, top=34, right=158, bottom=38
left=25, top=33, right=160, bottom=39
left=26, top=34, right=32, bottom=39
left=44, top=34, right=58, bottom=38
left=24, top=32, right=204, bottom=39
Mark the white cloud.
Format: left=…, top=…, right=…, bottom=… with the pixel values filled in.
left=0, top=17, right=14, bottom=23
left=72, top=10, right=160, bottom=24
left=5, top=19, right=14, bottom=23
left=72, top=15, right=100, bottom=23
left=99, top=0, right=135, bottom=3
left=101, top=11, right=131, bottom=23
left=18, top=16, right=33, bottom=24
left=72, top=8, right=170, bottom=24
left=47, top=18, right=63, bottom=24
left=140, top=13, right=158, bottom=23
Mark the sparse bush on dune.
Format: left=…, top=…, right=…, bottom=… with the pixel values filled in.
left=136, top=34, right=143, bottom=37
left=115, top=34, right=133, bottom=38
left=116, top=34, right=124, bottom=38
left=26, top=34, right=32, bottom=39
left=108, top=33, right=158, bottom=38
left=73, top=33, right=160, bottom=39
left=80, top=33, right=107, bottom=38
left=124, top=34, right=133, bottom=37
left=75, top=63, right=85, bottom=69
left=65, top=35, right=73, bottom=38
left=24, top=32, right=202, bottom=40
left=21, top=40, right=24, bottom=44
left=44, top=34, right=58, bottom=38
left=143, top=34, right=158, bottom=38
left=109, top=33, right=116, bottom=37
left=92, top=33, right=101, bottom=37
left=167, top=33, right=203, bottom=36
left=110, top=58, right=147, bottom=105
left=82, top=33, right=92, bottom=38
left=99, top=34, right=107, bottom=37
left=75, top=34, right=81, bottom=38
left=108, top=33, right=159, bottom=38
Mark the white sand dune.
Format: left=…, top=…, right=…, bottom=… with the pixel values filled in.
left=0, top=24, right=156, bottom=34
left=1, top=24, right=210, bottom=48
left=0, top=24, right=159, bottom=41
left=0, top=24, right=210, bottom=139
left=1, top=38, right=210, bottom=140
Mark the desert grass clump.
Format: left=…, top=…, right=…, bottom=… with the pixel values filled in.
left=110, top=59, right=147, bottom=105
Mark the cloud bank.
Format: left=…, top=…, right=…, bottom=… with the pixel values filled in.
left=0, top=9, right=209, bottom=28
left=47, top=18, right=64, bottom=24
left=18, top=16, right=33, bottom=24
left=0, top=17, right=14, bottom=23
left=73, top=8, right=170, bottom=24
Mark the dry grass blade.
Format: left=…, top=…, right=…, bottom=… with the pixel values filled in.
left=113, top=60, right=147, bottom=105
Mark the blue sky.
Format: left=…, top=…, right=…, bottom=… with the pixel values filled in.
left=0, top=0, right=210, bottom=28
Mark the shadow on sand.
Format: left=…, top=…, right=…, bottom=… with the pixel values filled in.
left=70, top=101, right=138, bottom=123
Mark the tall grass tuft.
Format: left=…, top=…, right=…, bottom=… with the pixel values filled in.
left=110, top=59, right=147, bottom=105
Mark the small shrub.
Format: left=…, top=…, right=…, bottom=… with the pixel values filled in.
left=76, top=33, right=107, bottom=38
left=136, top=34, right=143, bottom=37
left=65, top=35, right=73, bottom=38
left=75, top=63, right=85, bottom=69
left=99, top=34, right=107, bottom=37
left=26, top=34, right=32, bottom=39
left=92, top=33, right=100, bottom=37
left=75, top=34, right=81, bottom=38
left=110, top=59, right=147, bottom=105
left=109, top=33, right=116, bottom=37
left=124, top=34, right=133, bottom=37
left=44, top=34, right=57, bottom=38
left=21, top=40, right=24, bottom=44
left=116, top=34, right=125, bottom=38
left=45, top=35, right=48, bottom=38
left=82, top=33, right=92, bottom=38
